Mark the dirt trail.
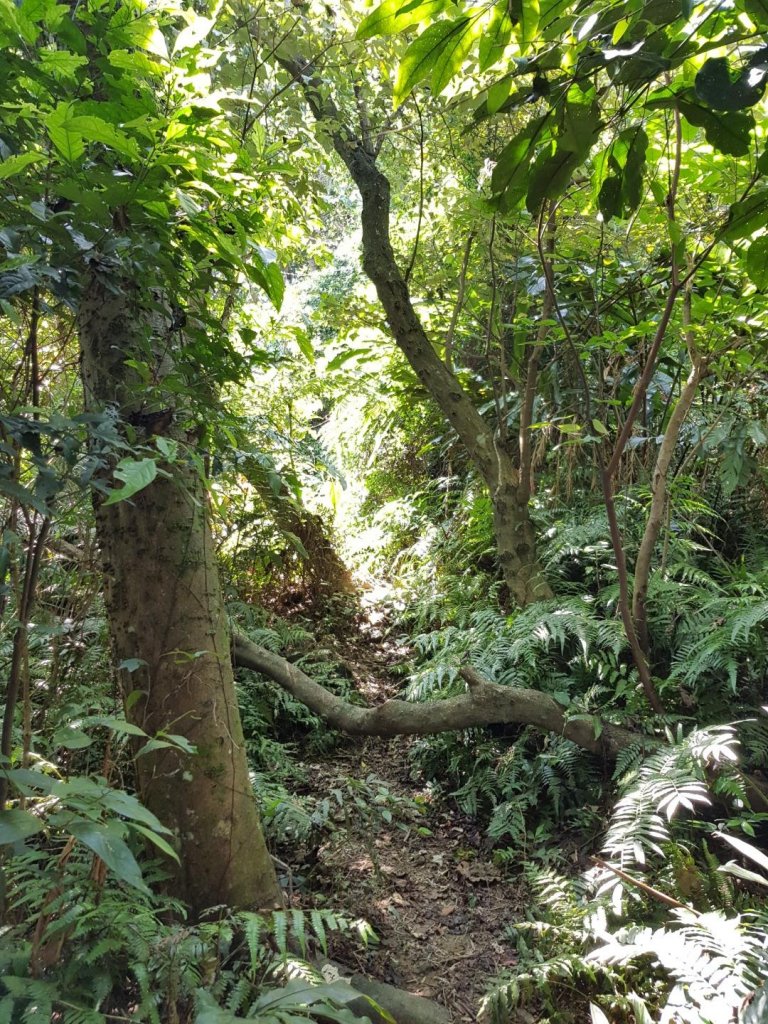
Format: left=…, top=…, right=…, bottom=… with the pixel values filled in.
left=287, top=613, right=527, bottom=1022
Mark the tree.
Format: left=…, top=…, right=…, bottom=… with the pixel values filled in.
left=0, top=0, right=288, bottom=914
left=318, top=0, right=768, bottom=706
left=262, top=40, right=554, bottom=607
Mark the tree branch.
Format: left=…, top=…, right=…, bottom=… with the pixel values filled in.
left=232, top=634, right=642, bottom=759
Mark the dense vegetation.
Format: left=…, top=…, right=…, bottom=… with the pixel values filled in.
left=1, top=0, right=768, bottom=1020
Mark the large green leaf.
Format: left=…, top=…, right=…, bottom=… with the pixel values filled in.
left=746, top=237, right=768, bottom=290
left=102, top=457, right=158, bottom=506
left=394, top=18, right=471, bottom=107
left=0, top=808, right=44, bottom=844
left=0, top=152, right=45, bottom=179
left=430, top=16, right=476, bottom=95
left=681, top=102, right=754, bottom=157
left=70, top=114, right=139, bottom=159
left=356, top=0, right=446, bottom=39
left=560, top=99, right=600, bottom=159
left=598, top=175, right=623, bottom=222
left=490, top=115, right=548, bottom=208
left=695, top=56, right=765, bottom=111
left=65, top=817, right=149, bottom=893
left=479, top=1, right=512, bottom=72
left=526, top=142, right=580, bottom=214
left=52, top=725, right=93, bottom=749
left=721, top=189, right=768, bottom=242
left=45, top=102, right=84, bottom=161
left=509, top=0, right=539, bottom=52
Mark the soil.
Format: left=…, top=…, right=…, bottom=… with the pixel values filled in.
left=281, top=608, right=528, bottom=1022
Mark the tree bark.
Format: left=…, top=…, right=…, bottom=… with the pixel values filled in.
left=245, top=461, right=355, bottom=601
left=78, top=270, right=282, bottom=916
left=233, top=634, right=641, bottom=759
left=278, top=57, right=550, bottom=606
left=632, top=355, right=706, bottom=654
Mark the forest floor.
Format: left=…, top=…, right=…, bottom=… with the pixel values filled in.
left=280, top=603, right=529, bottom=1022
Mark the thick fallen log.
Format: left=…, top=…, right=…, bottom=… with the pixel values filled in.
left=232, top=634, right=643, bottom=759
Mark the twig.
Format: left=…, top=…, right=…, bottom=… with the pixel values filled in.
left=592, top=857, right=697, bottom=913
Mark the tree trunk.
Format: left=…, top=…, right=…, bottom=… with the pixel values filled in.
left=246, top=462, right=355, bottom=602
left=78, top=270, right=282, bottom=916
left=278, top=56, right=550, bottom=606
left=492, top=476, right=551, bottom=607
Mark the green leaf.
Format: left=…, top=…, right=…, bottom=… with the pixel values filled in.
left=678, top=99, right=753, bottom=157
left=509, top=0, right=539, bottom=51
left=356, top=0, right=446, bottom=39
left=45, top=102, right=84, bottom=162
left=102, top=457, right=157, bottom=506
left=293, top=329, right=315, bottom=364
left=430, top=16, right=475, bottom=96
left=53, top=726, right=92, bottom=749
left=39, top=49, right=88, bottom=79
left=66, top=818, right=149, bottom=893
left=526, top=142, right=580, bottom=214
left=129, top=822, right=179, bottom=862
left=487, top=77, right=512, bottom=114
left=84, top=714, right=147, bottom=737
left=747, top=237, right=768, bottom=290
left=560, top=100, right=600, bottom=159
left=394, top=18, right=470, bottom=107
left=0, top=152, right=45, bottom=179
left=621, top=126, right=648, bottom=211
left=108, top=48, right=166, bottom=77
left=2, top=768, right=58, bottom=796
left=721, top=189, right=768, bottom=242
left=479, top=2, right=512, bottom=72
left=70, top=114, right=140, bottom=159
left=0, top=808, right=44, bottom=844
left=695, top=56, right=765, bottom=111
left=172, top=14, right=215, bottom=53
left=101, top=788, right=172, bottom=833
left=490, top=115, right=547, bottom=208
left=598, top=175, right=622, bottom=222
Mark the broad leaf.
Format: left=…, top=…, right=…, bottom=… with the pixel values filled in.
left=66, top=817, right=149, bottom=893
left=526, top=143, right=580, bottom=214
left=479, top=1, right=512, bottom=72
left=102, top=457, right=158, bottom=506
left=356, top=0, right=446, bottom=39
left=52, top=725, right=92, bottom=749
left=695, top=56, right=765, bottom=111
left=0, top=808, right=44, bottom=844
left=172, top=14, right=214, bottom=53
left=509, top=0, right=539, bottom=51
left=394, top=18, right=471, bottom=107
left=45, top=101, right=84, bottom=161
left=430, top=16, right=475, bottom=96
left=0, top=151, right=44, bottom=179
left=678, top=99, right=753, bottom=157
left=747, top=237, right=768, bottom=290
left=721, top=189, right=768, bottom=242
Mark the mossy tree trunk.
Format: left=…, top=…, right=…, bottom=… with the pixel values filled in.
left=78, top=269, right=282, bottom=916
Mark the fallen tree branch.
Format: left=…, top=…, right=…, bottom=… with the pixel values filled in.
left=232, top=635, right=643, bottom=759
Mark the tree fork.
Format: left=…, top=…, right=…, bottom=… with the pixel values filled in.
left=277, top=55, right=550, bottom=606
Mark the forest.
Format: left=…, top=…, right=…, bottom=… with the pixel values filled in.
left=1, top=0, right=768, bottom=1020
